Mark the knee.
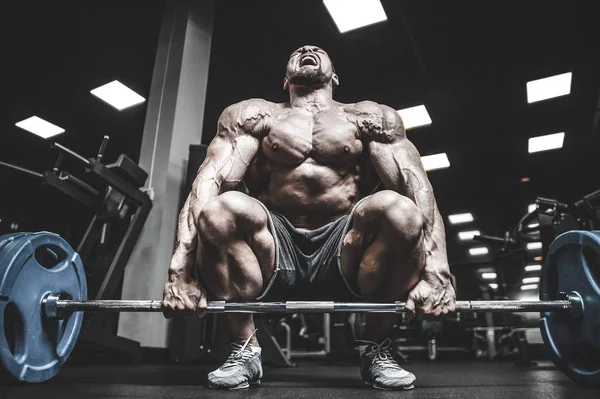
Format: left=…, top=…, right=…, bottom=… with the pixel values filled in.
left=364, top=190, right=424, bottom=241
left=198, top=191, right=266, bottom=243
left=198, top=192, right=246, bottom=242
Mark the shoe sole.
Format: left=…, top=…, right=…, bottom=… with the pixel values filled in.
left=210, top=379, right=412, bottom=391
left=208, top=379, right=261, bottom=390
left=365, top=381, right=415, bottom=391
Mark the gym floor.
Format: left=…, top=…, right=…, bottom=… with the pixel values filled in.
left=1, top=360, right=594, bottom=399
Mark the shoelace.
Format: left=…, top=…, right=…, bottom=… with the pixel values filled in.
left=221, top=329, right=258, bottom=369
left=356, top=338, right=402, bottom=370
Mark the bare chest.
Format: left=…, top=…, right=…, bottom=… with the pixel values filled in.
left=261, top=108, right=363, bottom=165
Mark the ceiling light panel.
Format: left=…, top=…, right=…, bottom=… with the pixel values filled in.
left=525, top=264, right=542, bottom=272
left=91, top=80, right=146, bottom=111
left=521, top=284, right=539, bottom=291
left=448, top=213, right=474, bottom=225
left=15, top=116, right=65, bottom=139
left=458, top=230, right=481, bottom=241
left=421, top=153, right=450, bottom=171
left=397, top=105, right=432, bottom=130
left=323, top=0, right=387, bottom=33
left=526, top=72, right=572, bottom=103
left=528, top=132, right=565, bottom=153
left=469, top=247, right=489, bottom=256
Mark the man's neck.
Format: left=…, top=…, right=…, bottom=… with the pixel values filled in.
left=289, top=84, right=335, bottom=112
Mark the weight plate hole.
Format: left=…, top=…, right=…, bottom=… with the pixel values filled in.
left=3, top=302, right=24, bottom=359
left=42, top=316, right=68, bottom=350
left=34, top=245, right=63, bottom=270
left=582, top=246, right=600, bottom=291
left=544, top=261, right=558, bottom=301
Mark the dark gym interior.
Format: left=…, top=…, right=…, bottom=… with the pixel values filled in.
left=1, top=1, right=600, bottom=397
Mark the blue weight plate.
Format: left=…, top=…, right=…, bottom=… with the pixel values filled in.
left=0, top=233, right=31, bottom=295
left=0, top=233, right=30, bottom=258
left=540, top=230, right=600, bottom=388
left=0, top=232, right=87, bottom=383
left=0, top=233, right=30, bottom=382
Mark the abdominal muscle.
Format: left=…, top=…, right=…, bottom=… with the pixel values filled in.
left=257, top=160, right=362, bottom=229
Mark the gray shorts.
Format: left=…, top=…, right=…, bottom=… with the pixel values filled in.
left=255, top=197, right=369, bottom=301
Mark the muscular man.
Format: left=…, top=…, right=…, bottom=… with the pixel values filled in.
left=162, top=45, right=456, bottom=391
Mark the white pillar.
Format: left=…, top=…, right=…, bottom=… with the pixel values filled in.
left=117, top=0, right=214, bottom=348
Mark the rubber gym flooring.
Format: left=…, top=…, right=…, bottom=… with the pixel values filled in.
left=1, top=360, right=595, bottom=399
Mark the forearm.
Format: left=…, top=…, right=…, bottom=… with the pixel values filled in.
left=369, top=140, right=449, bottom=277
left=422, top=206, right=450, bottom=278
left=398, top=163, right=449, bottom=276
left=168, top=196, right=197, bottom=278
left=169, top=175, right=221, bottom=277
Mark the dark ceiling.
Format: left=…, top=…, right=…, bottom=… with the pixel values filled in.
left=1, top=1, right=599, bottom=299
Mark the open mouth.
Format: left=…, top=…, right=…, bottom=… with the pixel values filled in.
left=300, top=54, right=318, bottom=67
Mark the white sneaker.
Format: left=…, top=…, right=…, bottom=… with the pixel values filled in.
left=208, top=332, right=262, bottom=390
left=359, top=338, right=416, bottom=390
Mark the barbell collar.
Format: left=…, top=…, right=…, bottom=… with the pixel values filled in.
left=564, top=291, right=584, bottom=318
left=42, top=293, right=62, bottom=319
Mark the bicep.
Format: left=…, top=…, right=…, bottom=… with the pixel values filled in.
left=194, top=133, right=260, bottom=196
left=368, top=138, right=428, bottom=191
left=194, top=100, right=268, bottom=195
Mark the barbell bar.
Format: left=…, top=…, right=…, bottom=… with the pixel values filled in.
left=42, top=294, right=581, bottom=319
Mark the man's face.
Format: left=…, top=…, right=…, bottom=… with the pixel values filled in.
left=285, top=45, right=338, bottom=89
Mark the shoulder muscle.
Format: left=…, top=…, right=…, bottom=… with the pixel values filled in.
left=218, top=98, right=273, bottom=137
left=350, top=101, right=405, bottom=143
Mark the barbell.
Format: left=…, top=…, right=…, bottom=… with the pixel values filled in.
left=0, top=231, right=599, bottom=387
left=40, top=296, right=577, bottom=317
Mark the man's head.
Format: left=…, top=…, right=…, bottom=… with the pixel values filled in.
left=284, top=45, right=339, bottom=92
